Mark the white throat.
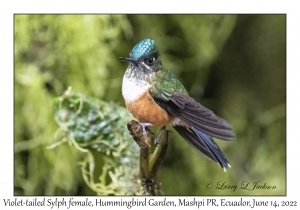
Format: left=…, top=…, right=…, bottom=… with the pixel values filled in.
left=122, top=74, right=151, bottom=104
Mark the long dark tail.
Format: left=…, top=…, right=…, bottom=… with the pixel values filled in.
left=173, top=125, right=231, bottom=171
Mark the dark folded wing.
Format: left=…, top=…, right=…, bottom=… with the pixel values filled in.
left=153, top=92, right=235, bottom=140
left=173, top=126, right=230, bottom=169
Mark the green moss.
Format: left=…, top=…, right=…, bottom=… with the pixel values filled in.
left=52, top=87, right=141, bottom=195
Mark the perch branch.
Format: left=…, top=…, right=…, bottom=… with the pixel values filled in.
left=127, top=120, right=170, bottom=195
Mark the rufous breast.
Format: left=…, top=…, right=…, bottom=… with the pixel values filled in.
left=126, top=91, right=174, bottom=127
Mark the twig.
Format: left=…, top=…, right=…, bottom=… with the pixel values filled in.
left=127, top=120, right=170, bottom=195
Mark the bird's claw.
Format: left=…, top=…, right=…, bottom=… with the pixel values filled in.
left=154, top=126, right=166, bottom=144
left=154, top=137, right=160, bottom=144
left=142, top=126, right=147, bottom=136
left=139, top=122, right=153, bottom=136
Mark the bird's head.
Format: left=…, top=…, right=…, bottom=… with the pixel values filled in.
left=119, top=39, right=162, bottom=75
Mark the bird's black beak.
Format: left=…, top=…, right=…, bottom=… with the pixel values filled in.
left=119, top=57, right=137, bottom=63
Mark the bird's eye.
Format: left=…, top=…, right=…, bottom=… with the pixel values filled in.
left=144, top=56, right=155, bottom=65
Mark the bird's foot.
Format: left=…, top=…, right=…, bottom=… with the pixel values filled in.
left=154, top=126, right=166, bottom=144
left=139, top=123, right=153, bottom=136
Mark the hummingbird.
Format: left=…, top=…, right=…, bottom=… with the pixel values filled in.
left=120, top=39, right=235, bottom=171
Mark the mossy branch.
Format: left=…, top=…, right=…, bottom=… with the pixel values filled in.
left=52, top=87, right=142, bottom=195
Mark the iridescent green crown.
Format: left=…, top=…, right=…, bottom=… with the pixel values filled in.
left=130, top=39, right=157, bottom=60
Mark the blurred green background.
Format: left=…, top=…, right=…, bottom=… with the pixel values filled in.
left=14, top=14, right=286, bottom=195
